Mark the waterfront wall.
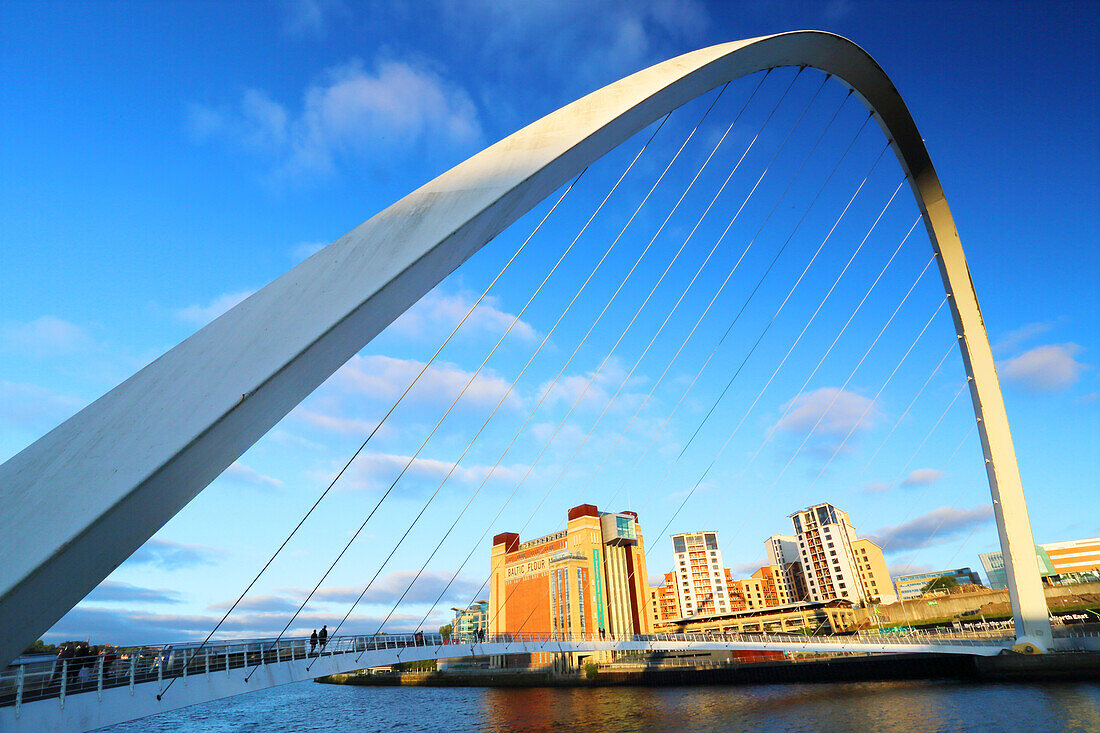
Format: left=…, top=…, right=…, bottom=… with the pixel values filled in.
left=319, top=652, right=1100, bottom=688
left=853, top=582, right=1100, bottom=627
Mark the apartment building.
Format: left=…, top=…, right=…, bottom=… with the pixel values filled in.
left=671, top=531, right=731, bottom=616
left=790, top=503, right=893, bottom=606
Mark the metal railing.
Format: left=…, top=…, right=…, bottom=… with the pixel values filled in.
left=0, top=629, right=1015, bottom=709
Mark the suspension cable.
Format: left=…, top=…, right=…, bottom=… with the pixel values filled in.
left=240, top=88, right=700, bottom=679
left=637, top=141, right=893, bottom=515
left=535, top=75, right=836, bottom=513
left=645, top=162, right=900, bottom=542
left=709, top=253, right=939, bottom=552
left=490, top=108, right=890, bottom=635
left=472, top=106, right=876, bottom=632
left=861, top=380, right=971, bottom=519
left=800, top=318, right=957, bottom=498
left=592, top=90, right=854, bottom=507
left=337, top=79, right=740, bottom=661
left=891, top=466, right=984, bottom=578
left=605, top=112, right=876, bottom=508
left=367, top=73, right=788, bottom=639
left=324, top=74, right=748, bottom=653
left=752, top=248, right=937, bottom=501
left=847, top=339, right=962, bottom=490
left=158, top=165, right=586, bottom=700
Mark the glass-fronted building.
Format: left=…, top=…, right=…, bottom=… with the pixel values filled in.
left=979, top=547, right=1056, bottom=590
left=893, top=567, right=982, bottom=600
left=451, top=600, right=489, bottom=642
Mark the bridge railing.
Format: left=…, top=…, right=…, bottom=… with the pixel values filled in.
left=0, top=629, right=1011, bottom=708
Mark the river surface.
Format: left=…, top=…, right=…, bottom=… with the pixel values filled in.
left=101, top=679, right=1100, bottom=732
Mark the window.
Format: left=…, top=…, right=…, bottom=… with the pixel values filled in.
left=827, top=542, right=834, bottom=548
left=673, top=537, right=687, bottom=554
left=830, top=550, right=837, bottom=556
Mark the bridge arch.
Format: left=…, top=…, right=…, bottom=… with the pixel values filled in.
left=0, top=30, right=1051, bottom=665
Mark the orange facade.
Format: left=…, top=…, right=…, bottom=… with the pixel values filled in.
left=489, top=504, right=651, bottom=644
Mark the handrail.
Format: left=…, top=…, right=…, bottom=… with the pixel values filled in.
left=0, top=630, right=1016, bottom=708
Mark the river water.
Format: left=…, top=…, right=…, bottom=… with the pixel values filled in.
left=100, top=679, right=1100, bottom=732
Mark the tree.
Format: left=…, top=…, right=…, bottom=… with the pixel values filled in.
left=921, top=576, right=959, bottom=594
left=23, top=640, right=58, bottom=655
left=438, top=624, right=452, bottom=640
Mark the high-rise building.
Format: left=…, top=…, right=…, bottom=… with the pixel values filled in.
left=489, top=504, right=651, bottom=647
left=789, top=503, right=893, bottom=606
left=767, top=534, right=808, bottom=602
left=671, top=531, right=731, bottom=616
left=893, top=568, right=982, bottom=600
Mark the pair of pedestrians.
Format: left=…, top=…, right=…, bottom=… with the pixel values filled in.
left=310, top=625, right=328, bottom=655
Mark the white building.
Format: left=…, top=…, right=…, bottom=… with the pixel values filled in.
left=790, top=504, right=877, bottom=605
left=766, top=534, right=806, bottom=603
left=671, top=531, right=730, bottom=617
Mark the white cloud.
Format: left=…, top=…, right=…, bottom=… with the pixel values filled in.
left=389, top=290, right=538, bottom=343
left=84, top=581, right=183, bottom=605
left=294, top=408, right=380, bottom=436
left=282, top=0, right=345, bottom=38
left=823, top=0, right=854, bottom=22
left=726, top=560, right=767, bottom=579
left=291, top=240, right=328, bottom=261
left=175, top=290, right=255, bottom=326
left=301, top=570, right=485, bottom=606
left=866, top=505, right=991, bottom=553
left=223, top=461, right=285, bottom=488
left=333, top=354, right=521, bottom=411
left=446, top=0, right=708, bottom=88
left=2, top=316, right=93, bottom=356
left=191, top=55, right=481, bottom=179
left=46, top=605, right=426, bottom=646
left=535, top=358, right=646, bottom=413
left=337, top=451, right=526, bottom=493
left=901, top=468, right=942, bottom=487
left=888, top=563, right=935, bottom=578
left=773, top=387, right=877, bottom=437
left=0, top=380, right=85, bottom=429
left=992, top=321, right=1055, bottom=354
left=1002, top=343, right=1085, bottom=392
left=126, top=538, right=225, bottom=569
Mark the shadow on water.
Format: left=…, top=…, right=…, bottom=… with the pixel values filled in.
left=102, top=678, right=1100, bottom=733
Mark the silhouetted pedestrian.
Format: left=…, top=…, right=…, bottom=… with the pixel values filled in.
left=51, top=643, right=75, bottom=688
left=70, top=643, right=89, bottom=686
left=310, top=630, right=318, bottom=656
left=318, top=625, right=328, bottom=652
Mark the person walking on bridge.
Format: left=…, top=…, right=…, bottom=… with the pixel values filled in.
left=319, top=625, right=328, bottom=652
left=310, top=630, right=318, bottom=656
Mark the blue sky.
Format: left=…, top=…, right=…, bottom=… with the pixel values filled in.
left=1, top=1, right=1097, bottom=645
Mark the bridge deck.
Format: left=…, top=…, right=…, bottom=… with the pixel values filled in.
left=1, top=631, right=1014, bottom=732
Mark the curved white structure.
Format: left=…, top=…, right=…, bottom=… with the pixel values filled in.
left=0, top=31, right=1052, bottom=665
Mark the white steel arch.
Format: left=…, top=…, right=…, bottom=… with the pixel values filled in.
left=0, top=30, right=1052, bottom=664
